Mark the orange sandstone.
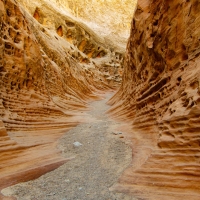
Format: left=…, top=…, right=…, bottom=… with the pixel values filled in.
left=108, top=0, right=200, bottom=199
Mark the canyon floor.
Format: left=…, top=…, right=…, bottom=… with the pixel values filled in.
left=2, top=92, right=137, bottom=200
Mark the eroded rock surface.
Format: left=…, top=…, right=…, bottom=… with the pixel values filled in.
left=65, top=0, right=137, bottom=47
left=0, top=0, right=124, bottom=190
left=108, top=0, right=200, bottom=199
left=1, top=93, right=134, bottom=200
left=34, top=0, right=137, bottom=48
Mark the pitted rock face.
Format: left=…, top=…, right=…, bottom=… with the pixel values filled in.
left=0, top=0, right=84, bottom=188
left=109, top=0, right=200, bottom=199
left=0, top=0, right=125, bottom=133
left=0, top=0, right=124, bottom=189
left=1, top=0, right=200, bottom=198
left=17, top=0, right=125, bottom=85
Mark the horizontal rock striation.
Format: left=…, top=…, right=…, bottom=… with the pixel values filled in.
left=108, top=0, right=200, bottom=199
left=17, top=0, right=125, bottom=86
left=0, top=0, right=124, bottom=189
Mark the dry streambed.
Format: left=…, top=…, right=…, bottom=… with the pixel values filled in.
left=2, top=93, right=137, bottom=200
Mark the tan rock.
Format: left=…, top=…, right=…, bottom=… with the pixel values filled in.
left=0, top=0, right=125, bottom=189
left=109, top=0, right=200, bottom=199
left=0, top=120, right=7, bottom=136
left=45, top=0, right=137, bottom=47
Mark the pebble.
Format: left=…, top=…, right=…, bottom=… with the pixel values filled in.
left=47, top=192, right=56, bottom=196
left=112, top=132, right=123, bottom=135
left=73, top=141, right=83, bottom=147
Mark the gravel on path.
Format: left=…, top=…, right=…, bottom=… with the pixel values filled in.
left=2, top=92, right=137, bottom=200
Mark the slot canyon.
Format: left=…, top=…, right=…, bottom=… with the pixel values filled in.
left=0, top=0, right=200, bottom=199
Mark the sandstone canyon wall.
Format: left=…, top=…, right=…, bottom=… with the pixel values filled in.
left=2, top=0, right=200, bottom=199
left=64, top=0, right=137, bottom=47
left=0, top=0, right=125, bottom=189
left=109, top=0, right=200, bottom=199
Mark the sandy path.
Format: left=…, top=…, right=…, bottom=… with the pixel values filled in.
left=2, top=92, right=137, bottom=200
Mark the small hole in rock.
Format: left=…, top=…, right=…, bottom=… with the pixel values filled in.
left=57, top=25, right=63, bottom=37
left=182, top=54, right=188, bottom=60
left=177, top=77, right=182, bottom=82
left=153, top=20, right=158, bottom=26
left=6, top=9, right=11, bottom=17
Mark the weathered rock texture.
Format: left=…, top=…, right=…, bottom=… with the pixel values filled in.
left=109, top=0, right=200, bottom=199
left=0, top=0, right=124, bottom=189
left=17, top=0, right=125, bottom=85
left=64, top=0, right=137, bottom=47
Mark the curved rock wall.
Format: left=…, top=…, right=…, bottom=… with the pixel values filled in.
left=17, top=0, right=125, bottom=86
left=0, top=0, right=123, bottom=189
left=109, top=0, right=200, bottom=199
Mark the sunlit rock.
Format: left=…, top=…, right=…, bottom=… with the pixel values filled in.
left=0, top=0, right=130, bottom=189
left=109, top=0, right=200, bottom=199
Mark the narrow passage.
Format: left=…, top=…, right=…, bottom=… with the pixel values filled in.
left=2, top=92, right=136, bottom=200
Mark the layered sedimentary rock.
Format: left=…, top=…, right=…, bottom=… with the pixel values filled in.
left=0, top=0, right=124, bottom=189
left=109, top=0, right=200, bottom=199
left=17, top=0, right=125, bottom=86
